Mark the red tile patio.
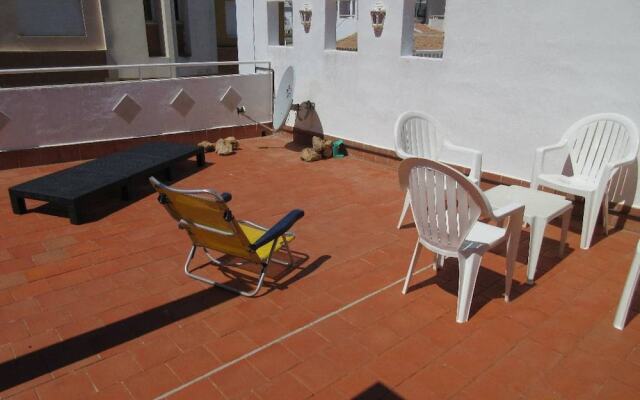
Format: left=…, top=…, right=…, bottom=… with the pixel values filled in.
left=0, top=134, right=639, bottom=399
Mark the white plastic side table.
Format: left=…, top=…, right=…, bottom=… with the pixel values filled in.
left=485, top=185, right=573, bottom=284
left=613, top=241, right=640, bottom=330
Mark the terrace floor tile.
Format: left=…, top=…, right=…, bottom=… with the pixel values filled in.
left=0, top=134, right=639, bottom=399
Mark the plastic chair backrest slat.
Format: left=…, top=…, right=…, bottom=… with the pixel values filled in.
left=565, top=114, right=638, bottom=180
left=397, top=112, right=442, bottom=160
left=400, top=158, right=490, bottom=253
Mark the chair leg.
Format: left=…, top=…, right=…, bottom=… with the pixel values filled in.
left=402, top=239, right=422, bottom=294
left=397, top=191, right=411, bottom=229
left=456, top=253, right=482, bottom=323
left=526, top=216, right=547, bottom=285
left=581, top=192, right=602, bottom=250
left=504, top=208, right=524, bottom=300
left=184, top=246, right=267, bottom=297
left=614, top=244, right=640, bottom=330
left=271, top=239, right=295, bottom=267
left=602, top=192, right=610, bottom=236
left=435, top=254, right=445, bottom=271
left=559, top=207, right=571, bottom=258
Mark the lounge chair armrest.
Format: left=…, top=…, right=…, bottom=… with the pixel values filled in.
left=250, top=209, right=305, bottom=251
left=220, top=192, right=232, bottom=202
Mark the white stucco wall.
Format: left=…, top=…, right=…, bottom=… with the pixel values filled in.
left=0, top=74, right=271, bottom=151
left=238, top=0, right=640, bottom=207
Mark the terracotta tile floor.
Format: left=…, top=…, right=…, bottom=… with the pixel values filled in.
left=1, top=134, right=640, bottom=399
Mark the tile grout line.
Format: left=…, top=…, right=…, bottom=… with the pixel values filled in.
left=154, top=265, right=433, bottom=399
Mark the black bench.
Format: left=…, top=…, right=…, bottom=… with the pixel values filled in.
left=9, top=142, right=205, bottom=224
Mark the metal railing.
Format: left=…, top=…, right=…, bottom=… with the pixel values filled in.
left=0, top=60, right=271, bottom=80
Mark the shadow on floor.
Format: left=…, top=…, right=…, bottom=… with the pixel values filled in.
left=554, top=202, right=634, bottom=248
left=401, top=216, right=576, bottom=278
left=0, top=254, right=329, bottom=391
left=0, top=285, right=233, bottom=391
left=618, top=287, right=640, bottom=330
left=403, top=241, right=574, bottom=320
left=186, top=252, right=330, bottom=297
left=352, top=382, right=404, bottom=399
left=27, top=159, right=211, bottom=223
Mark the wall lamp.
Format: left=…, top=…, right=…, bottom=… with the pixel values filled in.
left=371, top=1, right=386, bottom=37
left=300, top=3, right=312, bottom=33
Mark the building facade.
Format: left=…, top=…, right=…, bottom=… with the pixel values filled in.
left=0, top=0, right=238, bottom=85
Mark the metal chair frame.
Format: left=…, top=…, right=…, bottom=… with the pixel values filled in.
left=151, top=178, right=299, bottom=297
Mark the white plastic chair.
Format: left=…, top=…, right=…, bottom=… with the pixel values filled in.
left=531, top=113, right=639, bottom=249
left=613, top=240, right=640, bottom=330
left=399, top=158, right=524, bottom=323
left=395, top=111, right=482, bottom=229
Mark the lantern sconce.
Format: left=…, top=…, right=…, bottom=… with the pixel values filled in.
left=300, top=3, right=312, bottom=33
left=370, top=1, right=386, bottom=37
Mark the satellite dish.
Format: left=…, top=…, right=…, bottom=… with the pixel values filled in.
left=272, top=66, right=295, bottom=132
left=233, top=66, right=297, bottom=133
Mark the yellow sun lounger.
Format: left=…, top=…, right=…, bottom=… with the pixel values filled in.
left=150, top=177, right=304, bottom=297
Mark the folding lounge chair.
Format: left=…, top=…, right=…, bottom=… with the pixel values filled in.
left=150, top=177, right=304, bottom=297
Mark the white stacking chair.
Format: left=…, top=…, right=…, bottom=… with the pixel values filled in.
left=613, top=240, right=640, bottom=330
left=399, top=158, right=525, bottom=323
left=395, top=111, right=482, bottom=229
left=531, top=113, right=639, bottom=249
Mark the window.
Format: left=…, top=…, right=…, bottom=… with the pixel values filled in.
left=267, top=0, right=293, bottom=46
left=224, top=0, right=237, bottom=39
left=174, top=0, right=191, bottom=57
left=17, top=0, right=86, bottom=36
left=143, top=0, right=154, bottom=21
left=336, top=0, right=357, bottom=51
left=338, top=0, right=356, bottom=17
left=144, top=0, right=166, bottom=57
left=411, top=0, right=445, bottom=58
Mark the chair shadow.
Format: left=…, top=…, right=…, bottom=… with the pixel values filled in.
left=0, top=284, right=234, bottom=391
left=397, top=221, right=416, bottom=230
left=404, top=234, right=576, bottom=319
left=27, top=159, right=211, bottom=223
left=0, top=251, right=330, bottom=391
left=188, top=251, right=331, bottom=297
left=555, top=201, right=631, bottom=248
left=618, top=286, right=640, bottom=330
left=405, top=264, right=532, bottom=320
left=352, top=382, right=404, bottom=399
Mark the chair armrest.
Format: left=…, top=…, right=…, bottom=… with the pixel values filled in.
left=442, top=141, right=483, bottom=183
left=598, top=157, right=638, bottom=184
left=532, top=140, right=568, bottom=180
left=537, top=140, right=567, bottom=154
left=607, top=157, right=637, bottom=171
left=250, top=209, right=305, bottom=251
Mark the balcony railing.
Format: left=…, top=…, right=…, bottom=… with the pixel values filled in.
left=0, top=61, right=273, bottom=152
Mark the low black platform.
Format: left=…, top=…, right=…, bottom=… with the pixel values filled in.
left=9, top=142, right=205, bottom=224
